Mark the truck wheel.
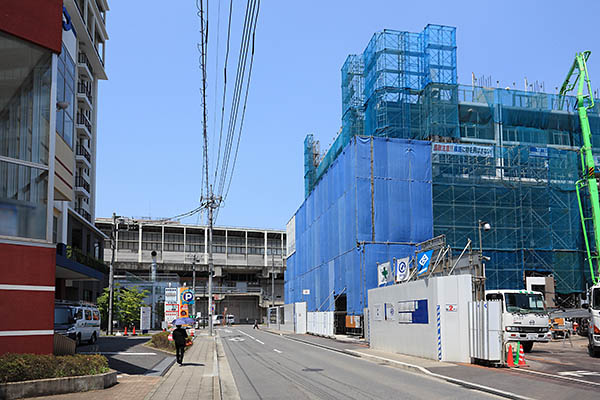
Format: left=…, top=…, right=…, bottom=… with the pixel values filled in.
left=589, top=341, right=600, bottom=357
left=76, top=334, right=81, bottom=346
left=88, top=332, right=97, bottom=345
left=522, top=342, right=534, bottom=353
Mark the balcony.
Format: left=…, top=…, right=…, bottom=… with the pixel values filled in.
left=56, top=243, right=108, bottom=280
left=194, top=286, right=263, bottom=296
left=76, top=144, right=91, bottom=164
left=76, top=112, right=92, bottom=138
left=75, top=175, right=90, bottom=194
left=75, top=207, right=92, bottom=222
left=77, top=52, right=94, bottom=79
left=77, top=81, right=93, bottom=106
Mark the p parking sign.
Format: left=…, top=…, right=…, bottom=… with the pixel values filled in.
left=180, top=288, right=195, bottom=305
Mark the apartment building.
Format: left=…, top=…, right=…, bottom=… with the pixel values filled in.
left=96, top=218, right=286, bottom=325
left=0, top=1, right=109, bottom=354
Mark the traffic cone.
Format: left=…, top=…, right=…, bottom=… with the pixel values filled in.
left=132, top=326, right=136, bottom=335
left=506, top=344, right=516, bottom=367
left=518, top=343, right=527, bottom=366
left=124, top=326, right=128, bottom=336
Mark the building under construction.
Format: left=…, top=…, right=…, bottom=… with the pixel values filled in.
left=285, top=24, right=600, bottom=324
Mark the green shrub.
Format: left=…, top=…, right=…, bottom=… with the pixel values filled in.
left=0, top=354, right=109, bottom=383
left=150, top=331, right=175, bottom=352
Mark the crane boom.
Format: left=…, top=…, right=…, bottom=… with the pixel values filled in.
left=559, top=51, right=600, bottom=285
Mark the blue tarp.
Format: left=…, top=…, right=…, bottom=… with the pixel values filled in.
left=286, top=136, right=433, bottom=314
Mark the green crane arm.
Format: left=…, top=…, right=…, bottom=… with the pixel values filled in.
left=560, top=51, right=600, bottom=285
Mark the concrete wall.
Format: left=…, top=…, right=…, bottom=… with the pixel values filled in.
left=368, top=275, right=472, bottom=363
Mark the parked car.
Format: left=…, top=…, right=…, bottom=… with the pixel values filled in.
left=54, top=303, right=100, bottom=345
left=212, top=315, right=224, bottom=326
left=226, top=314, right=235, bottom=325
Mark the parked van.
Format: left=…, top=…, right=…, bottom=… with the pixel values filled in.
left=54, top=303, right=101, bottom=345
left=212, top=315, right=224, bottom=326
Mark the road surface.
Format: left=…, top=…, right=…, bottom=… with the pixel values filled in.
left=220, top=326, right=499, bottom=400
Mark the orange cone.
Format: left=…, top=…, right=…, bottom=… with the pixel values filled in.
left=133, top=326, right=136, bottom=335
left=518, top=343, right=527, bottom=366
left=506, top=344, right=516, bottom=367
left=124, top=326, right=128, bottom=336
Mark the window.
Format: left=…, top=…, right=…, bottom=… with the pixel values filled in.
left=56, top=45, right=75, bottom=148
left=93, top=311, right=99, bottom=321
left=85, top=310, right=92, bottom=320
left=592, top=288, right=600, bottom=311
left=75, top=309, right=83, bottom=320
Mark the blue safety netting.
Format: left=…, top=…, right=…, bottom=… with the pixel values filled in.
left=286, top=136, right=433, bottom=315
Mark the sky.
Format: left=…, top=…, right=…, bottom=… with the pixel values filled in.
left=96, top=0, right=600, bottom=230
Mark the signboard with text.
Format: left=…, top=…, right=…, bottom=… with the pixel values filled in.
left=164, top=287, right=179, bottom=326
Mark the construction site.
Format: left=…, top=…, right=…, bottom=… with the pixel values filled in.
left=285, top=24, right=600, bottom=328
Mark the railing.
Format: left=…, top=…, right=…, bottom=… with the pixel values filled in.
left=75, top=207, right=92, bottom=222
left=194, top=286, right=263, bottom=295
left=76, top=144, right=91, bottom=163
left=77, top=81, right=93, bottom=104
left=76, top=112, right=92, bottom=132
left=56, top=243, right=108, bottom=274
left=77, top=52, right=94, bottom=76
left=75, top=175, right=90, bottom=193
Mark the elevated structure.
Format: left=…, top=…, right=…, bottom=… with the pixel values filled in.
left=96, top=218, right=286, bottom=325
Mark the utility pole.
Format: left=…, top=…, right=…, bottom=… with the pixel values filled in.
left=271, top=251, right=275, bottom=308
left=108, top=212, right=117, bottom=335
left=192, top=255, right=196, bottom=318
left=205, top=193, right=221, bottom=336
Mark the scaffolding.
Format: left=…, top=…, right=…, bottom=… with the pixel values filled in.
left=296, top=25, right=600, bottom=299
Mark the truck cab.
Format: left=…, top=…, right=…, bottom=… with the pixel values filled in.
left=485, top=289, right=551, bottom=352
left=589, top=284, right=600, bottom=357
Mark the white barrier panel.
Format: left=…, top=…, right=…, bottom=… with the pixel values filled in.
left=468, top=301, right=502, bottom=362
left=368, top=275, right=472, bottom=363
left=307, top=311, right=334, bottom=337
left=295, top=302, right=307, bottom=334
left=280, top=304, right=295, bottom=332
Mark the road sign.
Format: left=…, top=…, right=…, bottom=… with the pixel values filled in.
left=180, top=287, right=194, bottom=305
left=417, top=250, right=433, bottom=276
left=140, top=306, right=151, bottom=331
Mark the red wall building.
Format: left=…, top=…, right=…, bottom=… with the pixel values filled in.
left=0, top=0, right=62, bottom=355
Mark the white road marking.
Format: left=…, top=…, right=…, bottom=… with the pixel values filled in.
left=273, top=349, right=282, bottom=353
left=557, top=370, right=600, bottom=378
left=224, top=329, right=233, bottom=333
left=256, top=340, right=264, bottom=345
left=228, top=337, right=245, bottom=342
left=517, top=368, right=600, bottom=387
left=237, top=330, right=256, bottom=340
left=79, top=352, right=157, bottom=356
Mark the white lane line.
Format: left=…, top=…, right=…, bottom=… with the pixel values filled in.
left=237, top=329, right=256, bottom=340
left=256, top=339, right=264, bottom=345
left=273, top=349, right=282, bottom=353
left=516, top=368, right=600, bottom=388
left=79, top=352, right=157, bottom=356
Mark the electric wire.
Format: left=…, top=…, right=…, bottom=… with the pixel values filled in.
left=216, top=0, right=258, bottom=201
left=223, top=0, right=259, bottom=201
left=216, top=1, right=254, bottom=198
left=213, top=0, right=234, bottom=189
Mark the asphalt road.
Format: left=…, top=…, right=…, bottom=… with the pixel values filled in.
left=77, top=336, right=173, bottom=375
left=220, top=326, right=499, bottom=400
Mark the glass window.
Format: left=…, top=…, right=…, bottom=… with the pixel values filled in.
left=85, top=310, right=92, bottom=320
left=504, top=293, right=545, bottom=313
left=93, top=311, right=99, bottom=321
left=75, top=309, right=83, bottom=320
left=592, top=288, right=600, bottom=310
left=55, top=45, right=75, bottom=148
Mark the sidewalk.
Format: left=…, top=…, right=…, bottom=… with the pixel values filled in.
left=144, top=333, right=239, bottom=400
left=264, top=328, right=599, bottom=400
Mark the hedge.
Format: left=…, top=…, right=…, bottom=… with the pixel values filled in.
left=149, top=331, right=176, bottom=352
left=0, top=354, right=109, bottom=383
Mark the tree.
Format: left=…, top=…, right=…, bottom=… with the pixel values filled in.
left=97, top=284, right=150, bottom=329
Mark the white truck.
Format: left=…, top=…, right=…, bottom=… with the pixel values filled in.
left=485, top=289, right=551, bottom=353
left=588, top=284, right=600, bottom=357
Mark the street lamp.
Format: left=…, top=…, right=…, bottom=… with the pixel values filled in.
left=478, top=220, right=491, bottom=256
left=476, top=220, right=491, bottom=301
left=151, top=250, right=157, bottom=329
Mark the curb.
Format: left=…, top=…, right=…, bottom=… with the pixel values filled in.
left=0, top=370, right=117, bottom=400
left=264, top=329, right=531, bottom=400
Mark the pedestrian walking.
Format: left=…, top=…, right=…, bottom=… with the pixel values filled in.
left=253, top=319, right=259, bottom=329
left=172, top=325, right=188, bottom=365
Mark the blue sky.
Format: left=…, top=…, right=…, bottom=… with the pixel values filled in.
left=96, top=0, right=600, bottom=230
